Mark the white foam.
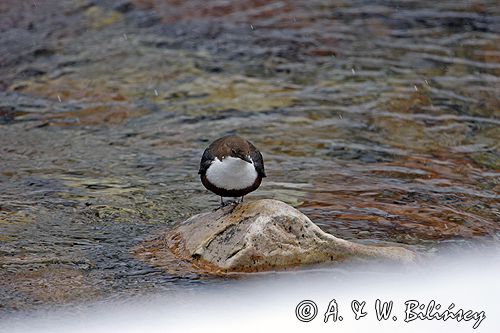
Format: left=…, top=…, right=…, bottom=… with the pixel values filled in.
left=2, top=247, right=499, bottom=333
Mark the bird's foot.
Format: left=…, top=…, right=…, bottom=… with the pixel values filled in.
left=215, top=198, right=239, bottom=211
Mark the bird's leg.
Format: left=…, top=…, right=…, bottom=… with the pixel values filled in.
left=240, top=196, right=244, bottom=203
left=220, top=196, right=224, bottom=206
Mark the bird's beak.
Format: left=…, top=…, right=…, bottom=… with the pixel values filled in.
left=240, top=155, right=252, bottom=164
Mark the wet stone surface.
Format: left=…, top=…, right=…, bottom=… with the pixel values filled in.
left=0, top=0, right=499, bottom=313
left=134, top=199, right=416, bottom=275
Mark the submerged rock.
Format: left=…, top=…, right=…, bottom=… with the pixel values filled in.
left=135, top=199, right=416, bottom=274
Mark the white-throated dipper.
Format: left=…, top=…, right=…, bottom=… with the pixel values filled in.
left=199, top=135, right=266, bottom=206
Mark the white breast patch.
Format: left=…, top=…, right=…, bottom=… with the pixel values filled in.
left=205, top=156, right=258, bottom=190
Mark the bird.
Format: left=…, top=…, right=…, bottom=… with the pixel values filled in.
left=199, top=135, right=266, bottom=206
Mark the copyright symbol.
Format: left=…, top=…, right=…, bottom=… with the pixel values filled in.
left=295, top=300, right=318, bottom=322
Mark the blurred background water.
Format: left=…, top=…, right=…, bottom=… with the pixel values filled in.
left=0, top=0, right=499, bottom=314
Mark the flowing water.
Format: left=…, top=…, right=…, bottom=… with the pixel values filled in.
left=0, top=0, right=499, bottom=314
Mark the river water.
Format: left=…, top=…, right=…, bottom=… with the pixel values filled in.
left=0, top=0, right=499, bottom=313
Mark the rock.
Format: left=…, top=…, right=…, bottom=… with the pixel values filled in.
left=134, top=199, right=416, bottom=274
